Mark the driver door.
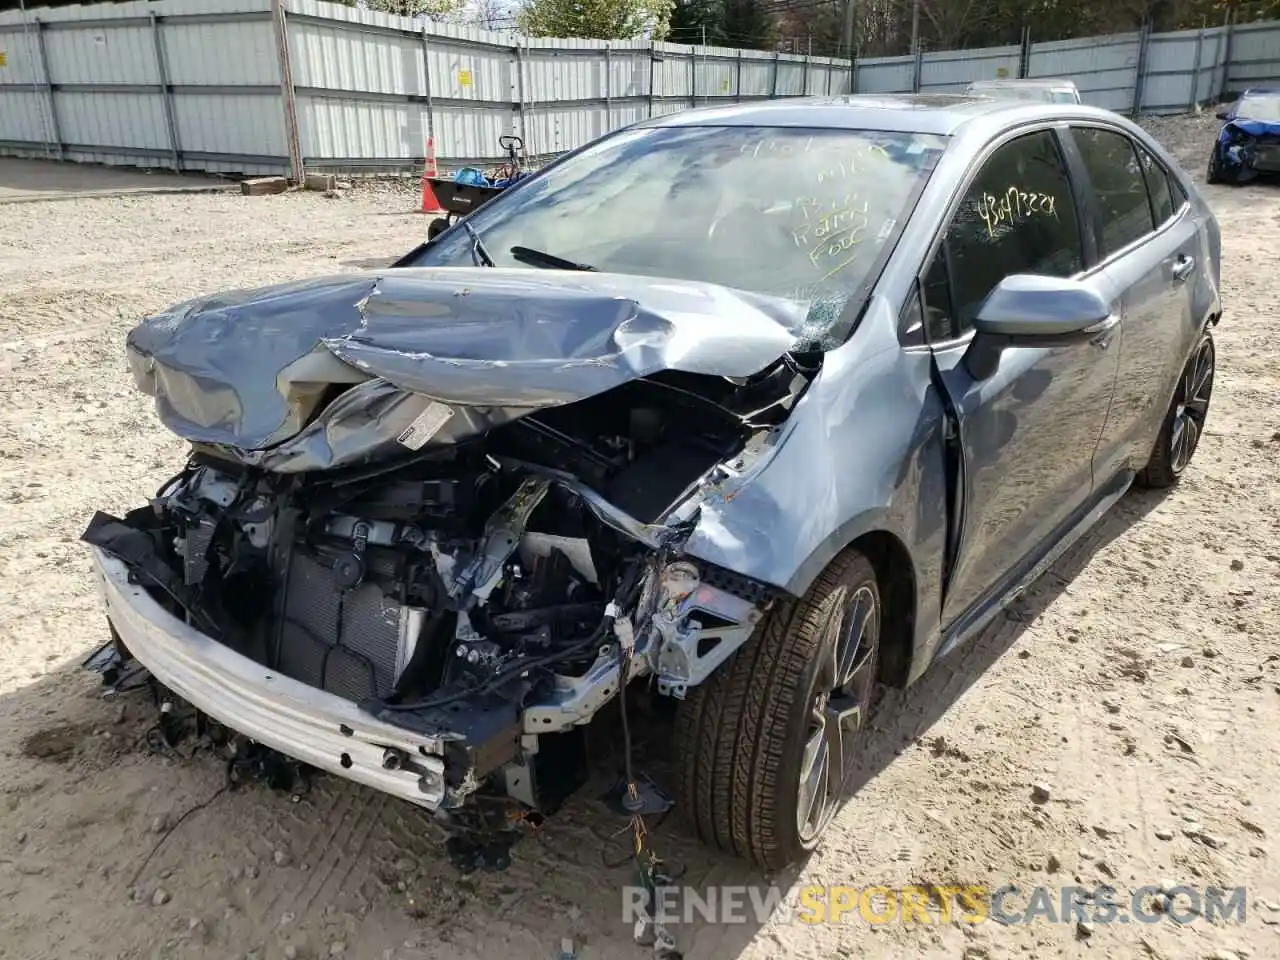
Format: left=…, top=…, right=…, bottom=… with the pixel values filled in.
left=920, top=127, right=1122, bottom=630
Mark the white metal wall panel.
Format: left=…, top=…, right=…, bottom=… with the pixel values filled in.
left=1205, top=27, right=1228, bottom=104
left=1227, top=22, right=1280, bottom=88
left=524, top=49, right=601, bottom=105
left=434, top=102, right=514, bottom=161
left=1143, top=32, right=1199, bottom=112
left=0, top=91, right=48, bottom=143
left=297, top=93, right=418, bottom=159
left=651, top=43, right=692, bottom=99
left=291, top=20, right=417, bottom=95
left=431, top=43, right=512, bottom=105
left=55, top=91, right=167, bottom=149
left=694, top=55, right=737, bottom=99
left=178, top=92, right=287, bottom=156
left=774, top=60, right=805, bottom=95
left=524, top=103, right=613, bottom=156
left=0, top=28, right=42, bottom=86
left=739, top=54, right=776, bottom=97
left=605, top=50, right=649, bottom=100
left=601, top=101, right=645, bottom=134
left=43, top=24, right=158, bottom=85
left=856, top=56, right=914, bottom=94
left=921, top=46, right=1021, bottom=91
left=1028, top=33, right=1140, bottom=112
left=164, top=20, right=279, bottom=86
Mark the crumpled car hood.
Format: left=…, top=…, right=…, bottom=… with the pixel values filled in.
left=1221, top=118, right=1280, bottom=139
left=126, top=267, right=810, bottom=472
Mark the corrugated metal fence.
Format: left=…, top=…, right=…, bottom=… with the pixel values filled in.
left=1, top=0, right=1278, bottom=180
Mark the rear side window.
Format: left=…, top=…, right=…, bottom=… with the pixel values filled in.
left=1073, top=127, right=1156, bottom=256
left=925, top=129, right=1083, bottom=337
left=1135, top=144, right=1175, bottom=225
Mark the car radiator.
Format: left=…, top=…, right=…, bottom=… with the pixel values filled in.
left=273, top=551, right=425, bottom=703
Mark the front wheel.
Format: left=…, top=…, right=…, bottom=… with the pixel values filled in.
left=1137, top=330, right=1215, bottom=489
left=673, top=547, right=882, bottom=871
left=1206, top=146, right=1224, bottom=185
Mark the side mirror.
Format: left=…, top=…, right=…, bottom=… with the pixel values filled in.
left=964, top=274, right=1114, bottom=380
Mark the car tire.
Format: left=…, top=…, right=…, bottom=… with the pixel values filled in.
left=1206, top=146, right=1224, bottom=185
left=1137, top=330, right=1216, bottom=489
left=673, top=547, right=882, bottom=871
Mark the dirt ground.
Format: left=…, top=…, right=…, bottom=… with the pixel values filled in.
left=0, top=113, right=1277, bottom=960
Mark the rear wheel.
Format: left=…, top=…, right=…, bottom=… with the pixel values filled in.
left=673, top=547, right=882, bottom=871
left=1137, top=331, right=1215, bottom=489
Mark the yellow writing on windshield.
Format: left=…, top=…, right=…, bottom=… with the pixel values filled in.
left=739, top=137, right=816, bottom=158
left=737, top=138, right=893, bottom=168
left=814, top=144, right=891, bottom=184
left=976, top=187, right=1058, bottom=238
left=792, top=195, right=872, bottom=281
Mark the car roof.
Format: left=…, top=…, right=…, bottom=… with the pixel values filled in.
left=640, top=93, right=1108, bottom=137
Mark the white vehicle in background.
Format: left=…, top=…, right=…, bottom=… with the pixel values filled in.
left=964, top=78, right=1083, bottom=104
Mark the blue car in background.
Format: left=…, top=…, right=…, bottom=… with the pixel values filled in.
left=1208, top=88, right=1280, bottom=184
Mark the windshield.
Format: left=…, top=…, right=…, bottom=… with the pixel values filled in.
left=1238, top=94, right=1280, bottom=122
left=404, top=124, right=947, bottom=348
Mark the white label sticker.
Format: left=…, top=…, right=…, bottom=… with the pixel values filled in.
left=397, top=401, right=453, bottom=450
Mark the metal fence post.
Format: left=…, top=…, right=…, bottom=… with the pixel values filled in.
left=514, top=38, right=527, bottom=151
left=421, top=27, right=436, bottom=151
left=149, top=11, right=182, bottom=172
left=803, top=53, right=810, bottom=95
left=912, top=44, right=922, bottom=92
left=1189, top=29, right=1205, bottom=111
left=736, top=48, right=743, bottom=102
left=270, top=0, right=304, bottom=182
left=1131, top=22, right=1151, bottom=117
left=771, top=50, right=780, bottom=98
left=32, top=19, right=64, bottom=160
left=689, top=45, right=696, bottom=107
left=1018, top=24, right=1031, bottom=78
left=1220, top=11, right=1236, bottom=101
left=604, top=43, right=611, bottom=129
left=648, top=41, right=657, bottom=118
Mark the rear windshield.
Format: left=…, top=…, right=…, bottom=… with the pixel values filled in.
left=404, top=124, right=948, bottom=349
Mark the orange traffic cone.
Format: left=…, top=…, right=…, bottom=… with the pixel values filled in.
left=420, top=136, right=444, bottom=214
left=424, top=135, right=438, bottom=177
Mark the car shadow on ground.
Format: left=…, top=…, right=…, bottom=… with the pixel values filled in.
left=340, top=256, right=401, bottom=270
left=0, top=487, right=1170, bottom=959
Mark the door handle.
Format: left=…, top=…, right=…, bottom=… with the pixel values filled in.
left=1171, top=255, right=1196, bottom=283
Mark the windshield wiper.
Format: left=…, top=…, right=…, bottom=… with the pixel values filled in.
left=462, top=219, right=495, bottom=267
left=510, top=246, right=596, bottom=271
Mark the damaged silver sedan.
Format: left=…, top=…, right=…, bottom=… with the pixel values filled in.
left=84, top=94, right=1221, bottom=873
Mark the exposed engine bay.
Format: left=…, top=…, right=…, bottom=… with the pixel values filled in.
left=84, top=363, right=808, bottom=816
left=1217, top=120, right=1280, bottom=183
